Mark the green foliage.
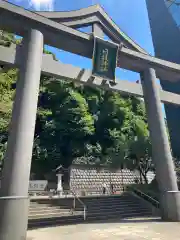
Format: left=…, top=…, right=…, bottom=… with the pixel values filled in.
left=0, top=141, right=7, bottom=167
left=0, top=67, right=17, bottom=136
left=95, top=91, right=133, bottom=152
left=43, top=49, right=57, bottom=61
left=0, top=30, right=16, bottom=47
left=105, top=134, right=129, bottom=169
left=127, top=128, right=153, bottom=184
left=31, top=79, right=96, bottom=175
left=0, top=31, right=154, bottom=182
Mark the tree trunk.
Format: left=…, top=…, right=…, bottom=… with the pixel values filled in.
left=62, top=157, right=72, bottom=190
left=62, top=168, right=70, bottom=191
left=141, top=172, right=148, bottom=184
left=139, top=172, right=143, bottom=184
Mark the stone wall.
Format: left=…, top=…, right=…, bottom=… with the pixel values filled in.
left=0, top=165, right=155, bottom=193
left=70, top=165, right=155, bottom=195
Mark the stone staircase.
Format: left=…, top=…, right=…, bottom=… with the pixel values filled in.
left=28, top=192, right=159, bottom=228
left=28, top=198, right=84, bottom=228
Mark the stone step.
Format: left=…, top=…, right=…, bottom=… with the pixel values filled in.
left=28, top=206, right=152, bottom=219
left=29, top=200, right=139, bottom=209
left=29, top=204, right=145, bottom=214
left=29, top=206, right=84, bottom=212
left=28, top=210, right=83, bottom=220
left=28, top=216, right=83, bottom=228
left=87, top=211, right=154, bottom=221
left=86, top=201, right=144, bottom=207
left=29, top=197, right=132, bottom=205
left=81, top=196, right=139, bottom=202
left=73, top=204, right=148, bottom=212
left=28, top=210, right=154, bottom=229
left=29, top=199, right=140, bottom=209
left=27, top=193, right=158, bottom=229
left=87, top=206, right=150, bottom=213
left=29, top=194, right=132, bottom=204
left=29, top=204, right=61, bottom=208
left=29, top=205, right=69, bottom=211
left=29, top=196, right=150, bottom=211
left=28, top=215, right=84, bottom=229
left=31, top=195, right=131, bottom=204
left=82, top=196, right=133, bottom=202
left=29, top=208, right=73, bottom=214
left=83, top=198, right=139, bottom=204
left=87, top=208, right=152, bottom=216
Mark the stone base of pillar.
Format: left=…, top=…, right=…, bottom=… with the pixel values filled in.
left=57, top=188, right=63, bottom=196
left=0, top=197, right=29, bottom=240
left=160, top=191, right=180, bottom=221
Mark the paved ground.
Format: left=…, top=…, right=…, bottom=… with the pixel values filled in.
left=27, top=217, right=180, bottom=240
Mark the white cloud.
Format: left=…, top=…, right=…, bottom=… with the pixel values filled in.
left=14, top=0, right=55, bottom=11
left=30, top=0, right=54, bottom=11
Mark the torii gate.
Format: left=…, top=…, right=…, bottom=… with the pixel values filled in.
left=0, top=1, right=180, bottom=239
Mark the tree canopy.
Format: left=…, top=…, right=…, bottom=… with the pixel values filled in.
left=0, top=31, right=154, bottom=184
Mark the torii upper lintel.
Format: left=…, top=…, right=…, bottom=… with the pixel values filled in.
left=35, top=4, right=148, bottom=55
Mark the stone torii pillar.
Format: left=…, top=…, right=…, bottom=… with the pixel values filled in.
left=141, top=68, right=180, bottom=221
left=0, top=29, right=43, bottom=240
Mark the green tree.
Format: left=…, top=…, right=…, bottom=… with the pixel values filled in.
left=0, top=68, right=17, bottom=142
left=0, top=30, right=155, bottom=185
left=95, top=91, right=133, bottom=155
left=105, top=133, right=129, bottom=169
left=0, top=30, right=16, bottom=46
left=31, top=80, right=95, bottom=181
left=127, top=119, right=153, bottom=184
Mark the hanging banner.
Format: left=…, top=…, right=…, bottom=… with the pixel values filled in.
left=92, top=37, right=119, bottom=82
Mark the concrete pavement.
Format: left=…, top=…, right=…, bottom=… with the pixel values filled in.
left=27, top=217, right=180, bottom=240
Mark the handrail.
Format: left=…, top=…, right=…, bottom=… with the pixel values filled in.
left=70, top=189, right=87, bottom=220
left=130, top=187, right=160, bottom=209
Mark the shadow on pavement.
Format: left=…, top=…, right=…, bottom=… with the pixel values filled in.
left=28, top=216, right=162, bottom=230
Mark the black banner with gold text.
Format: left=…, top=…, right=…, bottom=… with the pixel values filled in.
left=92, top=37, right=119, bottom=81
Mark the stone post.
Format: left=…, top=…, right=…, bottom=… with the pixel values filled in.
left=0, top=29, right=43, bottom=239
left=141, top=68, right=180, bottom=221
left=56, top=173, right=63, bottom=196
left=93, top=23, right=104, bottom=38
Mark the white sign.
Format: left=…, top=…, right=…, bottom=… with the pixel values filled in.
left=29, top=180, right=48, bottom=192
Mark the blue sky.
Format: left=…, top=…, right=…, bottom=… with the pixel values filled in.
left=8, top=0, right=166, bottom=113
left=9, top=0, right=154, bottom=82
left=8, top=0, right=166, bottom=114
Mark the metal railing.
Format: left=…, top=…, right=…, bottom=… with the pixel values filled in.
left=131, top=187, right=160, bottom=209
left=70, top=189, right=87, bottom=221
